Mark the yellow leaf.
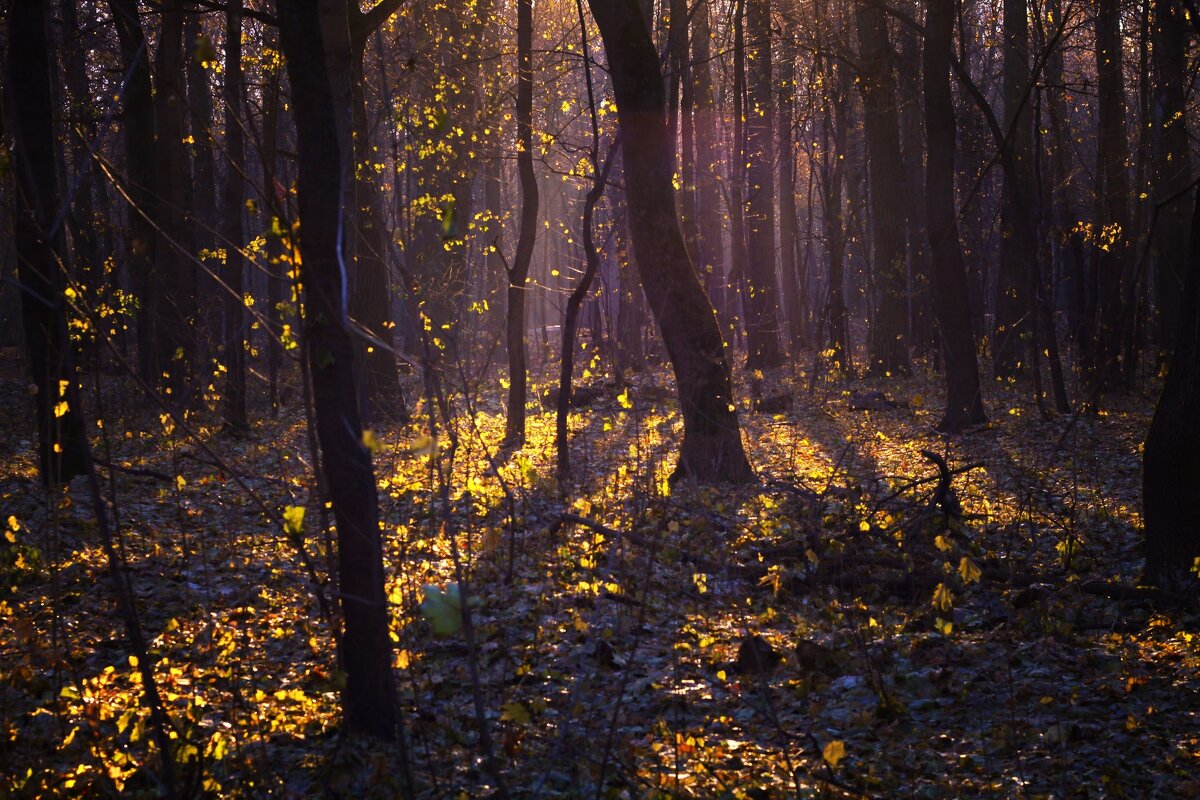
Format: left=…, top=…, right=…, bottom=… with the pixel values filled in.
left=617, top=388, right=632, bottom=409
left=935, top=617, right=954, bottom=635
left=176, top=475, right=186, bottom=491
left=858, top=520, right=870, bottom=532
left=501, top=702, right=531, bottom=724
left=53, top=401, right=69, bottom=418
left=934, top=534, right=954, bottom=552
left=361, top=429, right=382, bottom=454
left=822, top=739, right=846, bottom=767
left=282, top=505, right=306, bottom=538
left=932, top=583, right=954, bottom=612
left=958, top=557, right=982, bottom=585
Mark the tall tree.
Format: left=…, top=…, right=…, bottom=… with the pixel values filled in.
left=743, top=0, right=784, bottom=369
left=505, top=0, right=540, bottom=446
left=277, top=0, right=396, bottom=739
left=221, top=2, right=249, bottom=432
left=856, top=0, right=910, bottom=376
left=8, top=0, right=89, bottom=485
left=1143, top=186, right=1200, bottom=591
left=924, top=0, right=987, bottom=431
left=587, top=0, right=755, bottom=483
left=1149, top=0, right=1192, bottom=360
left=690, top=1, right=726, bottom=317
left=107, top=0, right=159, bottom=383
left=153, top=0, right=197, bottom=398
left=1094, top=0, right=1132, bottom=391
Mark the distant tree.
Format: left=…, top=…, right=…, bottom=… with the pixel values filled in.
left=923, top=0, right=987, bottom=432
left=856, top=0, right=910, bottom=376
left=221, top=3, right=249, bottom=432
left=587, top=0, right=754, bottom=483
left=743, top=0, right=784, bottom=369
left=277, top=0, right=396, bottom=739
left=504, top=0, right=539, bottom=446
left=7, top=0, right=89, bottom=485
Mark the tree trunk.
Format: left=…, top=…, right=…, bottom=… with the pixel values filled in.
left=1150, top=0, right=1192, bottom=362
left=107, top=0, right=159, bottom=384
left=277, top=0, right=396, bottom=739
left=587, top=0, right=754, bottom=484
left=153, top=0, right=197, bottom=398
left=1094, top=0, right=1132, bottom=392
left=7, top=0, right=89, bottom=485
left=743, top=0, right=784, bottom=369
left=505, top=0, right=539, bottom=446
left=1143, top=185, right=1200, bottom=591
left=924, top=0, right=987, bottom=432
left=856, top=1, right=910, bottom=376
left=777, top=33, right=805, bottom=350
left=690, top=2, right=729, bottom=330
left=221, top=3, right=249, bottom=432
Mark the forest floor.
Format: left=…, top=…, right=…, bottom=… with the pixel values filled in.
left=1, top=346, right=1199, bottom=799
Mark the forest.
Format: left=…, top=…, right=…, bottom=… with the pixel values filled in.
left=1, top=0, right=1199, bottom=795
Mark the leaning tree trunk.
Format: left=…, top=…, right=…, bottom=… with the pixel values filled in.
left=7, top=0, right=89, bottom=485
left=505, top=0, right=539, bottom=446
left=924, top=0, right=987, bottom=432
left=1143, top=185, right=1200, bottom=591
left=587, top=0, right=754, bottom=484
left=277, top=0, right=396, bottom=739
left=856, top=0, right=910, bottom=376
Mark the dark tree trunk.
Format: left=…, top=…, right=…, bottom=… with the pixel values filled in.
left=1150, top=0, right=1192, bottom=362
left=818, top=54, right=852, bottom=375
left=107, top=0, right=158, bottom=383
left=896, top=0, right=932, bottom=355
left=1143, top=186, right=1200, bottom=591
left=587, top=0, right=754, bottom=483
left=505, top=0, right=539, bottom=446
left=221, top=3, right=249, bottom=432
left=185, top=4, right=218, bottom=343
left=1095, top=0, right=1132, bottom=392
left=60, top=0, right=104, bottom=298
left=924, top=0, right=987, bottom=432
left=277, top=0, right=396, bottom=739
left=856, top=1, right=910, bottom=376
left=729, top=0, right=751, bottom=349
left=743, top=0, right=784, bottom=369
left=777, top=33, right=805, bottom=350
left=348, top=11, right=406, bottom=425
left=994, top=0, right=1035, bottom=379
left=153, top=0, right=197, bottom=398
left=7, top=0, right=89, bottom=485
left=690, top=3, right=728, bottom=331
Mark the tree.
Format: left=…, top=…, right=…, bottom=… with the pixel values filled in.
left=924, top=0, right=987, bottom=432
left=504, top=0, right=540, bottom=446
left=586, top=0, right=754, bottom=484
left=1149, top=0, right=1192, bottom=360
left=743, top=0, right=784, bottom=369
left=221, top=3, right=249, bottom=432
left=1143, top=185, right=1200, bottom=591
left=7, top=0, right=90, bottom=485
left=856, top=0, right=910, bottom=376
left=277, top=0, right=396, bottom=739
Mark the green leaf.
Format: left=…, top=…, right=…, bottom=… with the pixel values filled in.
left=421, top=583, right=463, bottom=636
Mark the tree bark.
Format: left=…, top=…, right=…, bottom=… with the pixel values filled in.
left=924, top=0, right=987, bottom=432
left=505, top=0, right=539, bottom=446
left=1143, top=185, right=1200, bottom=591
left=587, top=0, right=754, bottom=484
left=856, top=1, right=910, bottom=376
left=743, top=0, right=784, bottom=369
left=1150, top=0, right=1192, bottom=362
left=277, top=0, right=396, bottom=739
left=221, top=3, right=249, bottom=432
left=7, top=0, right=89, bottom=485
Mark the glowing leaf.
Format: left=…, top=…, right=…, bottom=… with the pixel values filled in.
left=822, top=739, right=846, bottom=767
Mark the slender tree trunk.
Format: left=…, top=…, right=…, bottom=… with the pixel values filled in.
left=587, top=0, right=754, bottom=484
left=729, top=0, right=751, bottom=349
left=777, top=31, right=806, bottom=350
left=924, top=0, right=987, bottom=431
left=1095, top=0, right=1132, bottom=392
left=277, top=0, right=396, bottom=739
left=690, top=2, right=728, bottom=329
left=7, top=0, right=89, bottom=485
left=222, top=4, right=249, bottom=432
left=743, top=0, right=784, bottom=369
left=185, top=4, right=218, bottom=352
left=856, top=1, right=910, bottom=376
left=505, top=0, right=539, bottom=445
